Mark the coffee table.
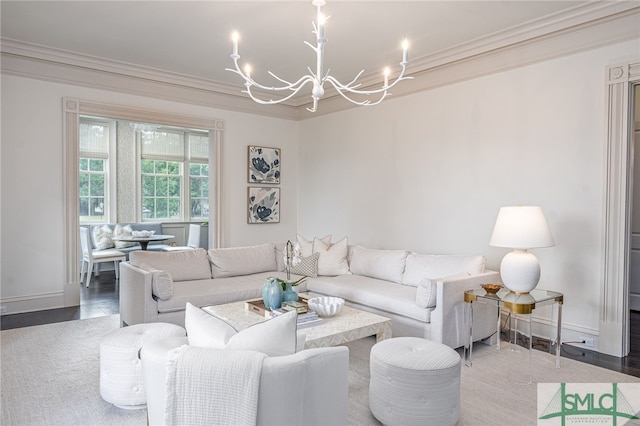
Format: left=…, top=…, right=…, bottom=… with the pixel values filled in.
left=203, top=300, right=392, bottom=349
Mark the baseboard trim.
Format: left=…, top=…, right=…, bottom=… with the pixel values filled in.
left=0, top=290, right=78, bottom=315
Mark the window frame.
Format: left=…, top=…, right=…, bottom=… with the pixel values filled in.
left=78, top=117, right=116, bottom=224
left=136, top=127, right=210, bottom=222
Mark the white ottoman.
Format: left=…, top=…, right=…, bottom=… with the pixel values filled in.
left=100, top=322, right=186, bottom=409
left=369, top=337, right=461, bottom=426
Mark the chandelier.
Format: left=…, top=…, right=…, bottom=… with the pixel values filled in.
left=226, top=0, right=412, bottom=112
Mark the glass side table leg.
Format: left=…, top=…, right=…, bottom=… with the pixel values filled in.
left=496, top=303, right=501, bottom=351
left=464, top=301, right=474, bottom=367
left=555, top=302, right=562, bottom=368
left=527, top=314, right=532, bottom=385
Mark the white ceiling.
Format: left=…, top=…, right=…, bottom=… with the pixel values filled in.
left=1, top=1, right=638, bottom=112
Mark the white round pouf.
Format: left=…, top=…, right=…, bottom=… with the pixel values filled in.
left=369, top=337, right=461, bottom=426
left=100, top=323, right=186, bottom=409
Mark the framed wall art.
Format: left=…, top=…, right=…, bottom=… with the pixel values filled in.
left=248, top=186, right=280, bottom=224
left=248, top=146, right=280, bottom=184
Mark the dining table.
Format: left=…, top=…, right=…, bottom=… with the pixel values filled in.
left=113, top=234, right=175, bottom=250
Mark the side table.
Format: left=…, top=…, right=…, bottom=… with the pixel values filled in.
left=463, top=287, right=563, bottom=383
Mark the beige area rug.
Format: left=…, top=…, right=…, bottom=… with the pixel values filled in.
left=2, top=315, right=639, bottom=426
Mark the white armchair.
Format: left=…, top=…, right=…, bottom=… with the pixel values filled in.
left=141, top=337, right=349, bottom=426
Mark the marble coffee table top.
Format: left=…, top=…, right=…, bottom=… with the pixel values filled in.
left=203, top=300, right=392, bottom=349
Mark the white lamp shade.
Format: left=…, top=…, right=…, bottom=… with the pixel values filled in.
left=489, top=206, right=555, bottom=249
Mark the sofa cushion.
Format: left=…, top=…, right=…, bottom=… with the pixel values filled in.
left=157, top=272, right=289, bottom=313
left=130, top=248, right=212, bottom=281
left=185, top=302, right=298, bottom=356
left=297, top=234, right=331, bottom=257
left=209, top=243, right=277, bottom=278
left=307, top=275, right=432, bottom=323
left=402, top=254, right=485, bottom=287
left=349, top=246, right=409, bottom=284
left=113, top=224, right=137, bottom=249
left=150, top=269, right=174, bottom=300
left=313, top=237, right=349, bottom=276
left=290, top=253, right=319, bottom=278
left=92, top=224, right=115, bottom=250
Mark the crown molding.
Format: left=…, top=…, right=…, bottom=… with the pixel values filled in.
left=2, top=3, right=639, bottom=121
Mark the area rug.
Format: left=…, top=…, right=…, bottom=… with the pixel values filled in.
left=2, top=315, right=639, bottom=425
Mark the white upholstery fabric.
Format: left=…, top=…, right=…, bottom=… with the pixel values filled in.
left=185, top=303, right=299, bottom=356
left=141, top=338, right=349, bottom=426
left=209, top=243, right=277, bottom=278
left=402, top=253, right=485, bottom=286
left=130, top=248, right=212, bottom=281
left=349, top=246, right=409, bottom=284
left=165, top=345, right=265, bottom=426
left=99, top=323, right=186, bottom=408
left=369, top=337, right=461, bottom=426
left=307, top=275, right=432, bottom=323
left=155, top=272, right=295, bottom=314
left=296, top=234, right=331, bottom=257
left=150, top=270, right=173, bottom=300
left=313, top=237, right=349, bottom=276
left=415, top=273, right=470, bottom=308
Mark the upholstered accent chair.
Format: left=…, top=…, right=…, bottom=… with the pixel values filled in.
left=141, top=336, right=349, bottom=425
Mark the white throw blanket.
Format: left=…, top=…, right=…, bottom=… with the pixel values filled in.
left=164, top=345, right=267, bottom=426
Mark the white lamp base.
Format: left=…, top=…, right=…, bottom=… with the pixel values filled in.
left=500, top=249, right=541, bottom=293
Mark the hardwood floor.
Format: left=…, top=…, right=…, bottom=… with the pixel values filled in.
left=0, top=270, right=119, bottom=330
left=1, top=273, right=639, bottom=378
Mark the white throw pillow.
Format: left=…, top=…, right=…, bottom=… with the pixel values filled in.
left=402, top=253, right=486, bottom=287
left=113, top=224, right=136, bottom=248
left=290, top=253, right=320, bottom=278
left=92, top=225, right=114, bottom=250
left=209, top=243, right=277, bottom=278
left=150, top=269, right=174, bottom=300
left=297, top=234, right=331, bottom=257
left=349, top=246, right=409, bottom=283
left=313, top=237, right=349, bottom=276
left=185, top=303, right=298, bottom=356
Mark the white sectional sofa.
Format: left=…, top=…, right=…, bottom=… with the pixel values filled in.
left=120, top=240, right=500, bottom=348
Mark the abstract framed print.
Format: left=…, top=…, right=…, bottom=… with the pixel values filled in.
left=248, top=187, right=280, bottom=223
left=248, top=146, right=280, bottom=184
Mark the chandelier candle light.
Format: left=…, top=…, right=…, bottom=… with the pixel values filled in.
left=227, top=0, right=412, bottom=112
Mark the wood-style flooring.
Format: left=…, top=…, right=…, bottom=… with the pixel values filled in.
left=1, top=271, right=639, bottom=378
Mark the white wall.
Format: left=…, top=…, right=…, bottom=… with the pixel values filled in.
left=0, top=75, right=298, bottom=312
left=298, top=39, right=640, bottom=349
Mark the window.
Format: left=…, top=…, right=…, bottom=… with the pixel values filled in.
left=139, top=128, right=209, bottom=221
left=79, top=119, right=110, bottom=223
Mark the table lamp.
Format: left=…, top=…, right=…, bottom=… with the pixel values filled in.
left=489, top=206, right=555, bottom=293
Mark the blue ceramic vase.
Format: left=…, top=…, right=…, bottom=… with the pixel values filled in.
left=262, top=278, right=283, bottom=310
left=282, top=281, right=299, bottom=303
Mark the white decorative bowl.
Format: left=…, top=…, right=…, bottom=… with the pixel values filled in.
left=308, top=296, right=344, bottom=317
left=132, top=230, right=155, bottom=238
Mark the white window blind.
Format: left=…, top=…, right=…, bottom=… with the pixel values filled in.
left=141, top=130, right=185, bottom=162
left=189, top=133, right=209, bottom=164
left=79, top=119, right=109, bottom=159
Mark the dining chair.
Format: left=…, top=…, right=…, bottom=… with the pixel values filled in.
left=80, top=227, right=126, bottom=288
left=161, top=224, right=201, bottom=252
